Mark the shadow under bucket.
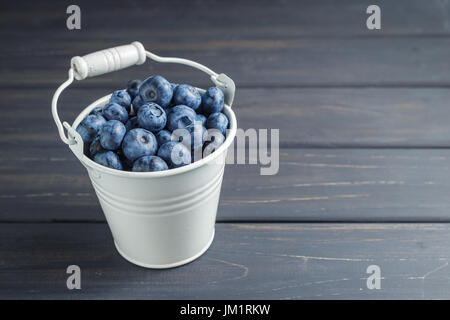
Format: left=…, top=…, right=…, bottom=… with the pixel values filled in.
left=52, top=42, right=237, bottom=268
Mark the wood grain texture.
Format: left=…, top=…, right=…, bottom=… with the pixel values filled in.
left=1, top=222, right=450, bottom=299
left=1, top=1, right=450, bottom=87
left=5, top=0, right=450, bottom=38
left=5, top=87, right=450, bottom=148
left=3, top=0, right=450, bottom=37
left=3, top=38, right=450, bottom=88
left=2, top=148, right=450, bottom=222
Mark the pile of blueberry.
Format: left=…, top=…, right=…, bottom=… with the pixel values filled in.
left=76, top=75, right=229, bottom=172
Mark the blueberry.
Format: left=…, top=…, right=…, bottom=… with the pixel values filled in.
left=139, top=75, right=173, bottom=109
left=157, top=142, right=191, bottom=168
left=122, top=128, right=158, bottom=162
left=172, top=123, right=207, bottom=151
left=195, top=114, right=207, bottom=127
left=156, top=129, right=172, bottom=146
left=76, top=114, right=107, bottom=144
left=89, top=136, right=105, bottom=157
left=132, top=155, right=168, bottom=172
left=170, top=83, right=178, bottom=91
left=90, top=106, right=103, bottom=116
left=125, top=116, right=140, bottom=132
left=126, top=79, right=142, bottom=99
left=132, top=95, right=145, bottom=114
left=173, top=84, right=201, bottom=111
left=203, top=129, right=225, bottom=156
left=137, top=103, right=167, bottom=133
left=109, top=90, right=132, bottom=113
left=201, top=87, right=224, bottom=115
left=93, top=151, right=123, bottom=170
left=166, top=105, right=197, bottom=131
left=206, top=112, right=229, bottom=136
left=102, top=102, right=129, bottom=123
left=99, top=120, right=126, bottom=150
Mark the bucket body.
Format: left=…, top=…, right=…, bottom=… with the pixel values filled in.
left=88, top=153, right=225, bottom=268
left=72, top=95, right=236, bottom=268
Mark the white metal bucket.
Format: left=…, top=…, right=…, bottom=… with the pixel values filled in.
left=52, top=42, right=237, bottom=268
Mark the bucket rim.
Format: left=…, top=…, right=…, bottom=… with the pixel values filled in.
left=72, top=93, right=237, bottom=178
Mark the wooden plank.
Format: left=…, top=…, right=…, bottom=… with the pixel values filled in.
left=2, top=148, right=450, bottom=222
left=4, top=87, right=450, bottom=147
left=2, top=0, right=450, bottom=37
left=1, top=1, right=450, bottom=87
left=3, top=38, right=450, bottom=88
left=1, top=222, right=450, bottom=299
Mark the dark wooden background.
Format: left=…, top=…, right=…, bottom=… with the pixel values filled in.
left=2, top=0, right=450, bottom=299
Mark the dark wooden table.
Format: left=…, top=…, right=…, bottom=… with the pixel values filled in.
left=2, top=0, right=450, bottom=299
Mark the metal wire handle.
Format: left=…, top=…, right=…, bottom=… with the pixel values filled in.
left=52, top=42, right=235, bottom=146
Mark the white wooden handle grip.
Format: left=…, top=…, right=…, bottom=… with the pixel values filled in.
left=70, top=41, right=146, bottom=80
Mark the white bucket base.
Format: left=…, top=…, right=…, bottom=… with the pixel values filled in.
left=113, top=229, right=215, bottom=269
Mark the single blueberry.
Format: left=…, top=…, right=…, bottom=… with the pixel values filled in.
left=122, top=128, right=158, bottom=162
left=201, top=87, right=224, bottom=115
left=206, top=112, right=229, bottom=136
left=157, top=141, right=191, bottom=168
left=125, top=116, right=139, bottom=132
left=99, top=120, right=126, bottom=150
left=156, top=129, right=172, bottom=146
left=132, top=155, right=168, bottom=172
left=139, top=75, right=173, bottom=109
left=203, top=129, right=226, bottom=156
left=132, top=95, right=145, bottom=114
left=102, top=102, right=129, bottom=123
left=76, top=114, right=107, bottom=144
left=89, top=135, right=105, bottom=157
left=173, top=84, right=202, bottom=111
left=126, top=79, right=142, bottom=99
left=90, top=106, right=103, bottom=116
left=172, top=123, right=207, bottom=151
left=166, top=105, right=197, bottom=131
left=195, top=114, right=207, bottom=127
left=137, top=103, right=167, bottom=133
left=109, top=90, right=132, bottom=113
left=93, top=151, right=123, bottom=170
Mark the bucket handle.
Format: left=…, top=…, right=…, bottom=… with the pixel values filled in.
left=51, top=41, right=235, bottom=153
